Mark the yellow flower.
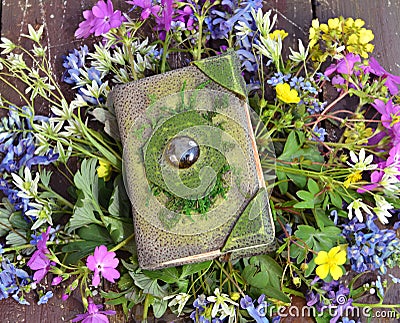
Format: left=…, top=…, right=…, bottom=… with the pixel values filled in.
left=344, top=171, right=362, bottom=188
left=359, top=28, right=374, bottom=44
left=315, top=246, right=347, bottom=280
left=97, top=160, right=112, bottom=181
left=328, top=17, right=342, bottom=31
left=269, top=29, right=288, bottom=41
left=275, top=83, right=300, bottom=104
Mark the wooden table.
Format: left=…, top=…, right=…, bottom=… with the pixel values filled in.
left=0, top=1, right=399, bottom=322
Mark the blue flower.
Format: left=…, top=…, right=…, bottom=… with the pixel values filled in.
left=240, top=295, right=269, bottom=323
left=312, top=126, right=327, bottom=142
left=38, top=291, right=53, bottom=305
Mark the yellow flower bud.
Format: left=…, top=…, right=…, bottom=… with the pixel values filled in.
left=230, top=292, right=241, bottom=301
left=97, top=160, right=112, bottom=181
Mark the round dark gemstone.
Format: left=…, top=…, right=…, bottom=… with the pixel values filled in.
left=164, top=136, right=200, bottom=169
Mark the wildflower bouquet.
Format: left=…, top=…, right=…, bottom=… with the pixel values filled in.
left=0, top=0, right=400, bottom=322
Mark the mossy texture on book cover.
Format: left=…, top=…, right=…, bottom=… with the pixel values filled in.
left=110, top=52, right=275, bottom=269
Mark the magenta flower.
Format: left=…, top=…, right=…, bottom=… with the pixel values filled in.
left=72, top=298, right=116, bottom=323
left=176, top=4, right=194, bottom=30
left=86, top=245, right=120, bottom=286
left=27, top=227, right=53, bottom=283
left=364, top=57, right=400, bottom=95
left=372, top=99, right=400, bottom=130
left=325, top=53, right=361, bottom=77
left=75, top=0, right=125, bottom=39
left=155, top=0, right=173, bottom=39
left=75, top=10, right=96, bottom=39
left=127, top=0, right=160, bottom=20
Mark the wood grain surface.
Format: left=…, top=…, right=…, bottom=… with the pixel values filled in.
left=0, top=1, right=399, bottom=322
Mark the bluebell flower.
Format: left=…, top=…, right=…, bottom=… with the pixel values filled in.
left=38, top=291, right=53, bottom=305
left=0, top=259, right=32, bottom=304
left=330, top=210, right=338, bottom=225
left=312, top=126, right=327, bottom=142
left=340, top=318, right=356, bottom=323
left=289, top=76, right=305, bottom=90
left=240, top=295, right=269, bottom=323
left=342, top=216, right=400, bottom=275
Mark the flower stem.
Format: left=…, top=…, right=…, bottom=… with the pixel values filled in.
left=109, top=233, right=135, bottom=252
left=142, top=293, right=151, bottom=323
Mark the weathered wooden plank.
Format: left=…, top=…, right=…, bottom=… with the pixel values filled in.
left=265, top=0, right=313, bottom=51
left=315, top=0, right=400, bottom=74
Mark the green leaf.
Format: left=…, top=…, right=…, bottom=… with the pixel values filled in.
left=152, top=297, right=168, bottom=318
left=251, top=255, right=283, bottom=288
left=296, top=190, right=313, bottom=201
left=118, top=273, right=134, bottom=291
left=143, top=267, right=180, bottom=284
left=287, top=172, right=307, bottom=188
left=180, top=261, right=212, bottom=278
left=9, top=211, right=30, bottom=230
left=74, top=159, right=99, bottom=201
left=131, top=273, right=166, bottom=298
left=6, top=230, right=28, bottom=246
left=328, top=191, right=343, bottom=209
left=307, top=179, right=320, bottom=195
left=314, top=208, right=335, bottom=230
left=108, top=176, right=130, bottom=218
left=294, top=225, right=344, bottom=252
left=279, top=131, right=304, bottom=159
left=77, top=224, right=113, bottom=243
left=102, top=216, right=134, bottom=243
left=276, top=170, right=289, bottom=194
left=294, top=200, right=315, bottom=209
left=305, top=258, right=316, bottom=277
left=252, top=286, right=290, bottom=303
left=67, top=198, right=102, bottom=232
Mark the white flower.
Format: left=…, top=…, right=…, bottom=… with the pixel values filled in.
left=347, top=148, right=377, bottom=172
left=251, top=8, right=277, bottom=36
left=207, top=288, right=238, bottom=318
left=379, top=173, right=400, bottom=194
left=289, top=39, right=309, bottom=63
left=0, top=37, right=16, bottom=54
left=11, top=167, right=40, bottom=199
left=164, top=293, right=191, bottom=316
left=26, top=200, right=53, bottom=230
left=21, top=24, right=44, bottom=43
left=235, top=21, right=252, bottom=39
left=373, top=195, right=393, bottom=224
left=347, top=198, right=372, bottom=222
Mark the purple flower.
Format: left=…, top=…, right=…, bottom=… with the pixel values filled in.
left=325, top=53, right=361, bottom=77
left=75, top=0, right=125, bottom=39
left=364, top=57, right=400, bottom=95
left=86, top=245, right=120, bottom=286
left=371, top=99, right=400, bottom=131
left=72, top=298, right=116, bottom=323
left=51, top=276, right=63, bottom=286
left=127, top=0, right=160, bottom=20
left=75, top=10, right=96, bottom=39
left=176, top=4, right=194, bottom=30
left=27, top=227, right=52, bottom=283
left=155, top=0, right=173, bottom=39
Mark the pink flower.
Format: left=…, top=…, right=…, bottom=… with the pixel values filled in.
left=51, top=276, right=63, bottom=286
left=127, top=0, right=160, bottom=20
left=86, top=245, right=120, bottom=286
left=72, top=298, right=116, bottom=323
left=75, top=0, right=125, bottom=39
